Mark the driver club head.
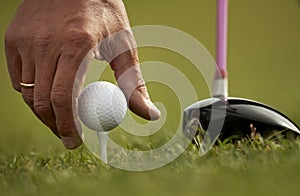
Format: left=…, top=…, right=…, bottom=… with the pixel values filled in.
left=183, top=0, right=300, bottom=155
left=183, top=97, right=300, bottom=153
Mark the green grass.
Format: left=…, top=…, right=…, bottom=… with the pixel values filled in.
left=1, top=136, right=300, bottom=196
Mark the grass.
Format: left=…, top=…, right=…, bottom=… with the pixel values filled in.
left=1, top=134, right=300, bottom=196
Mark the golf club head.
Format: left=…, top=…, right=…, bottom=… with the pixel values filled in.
left=183, top=97, right=300, bottom=155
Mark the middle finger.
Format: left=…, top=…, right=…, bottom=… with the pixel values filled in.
left=33, top=43, right=60, bottom=138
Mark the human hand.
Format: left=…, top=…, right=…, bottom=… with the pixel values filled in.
left=5, top=0, right=160, bottom=149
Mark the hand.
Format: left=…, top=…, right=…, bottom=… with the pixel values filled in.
left=5, top=0, right=160, bottom=149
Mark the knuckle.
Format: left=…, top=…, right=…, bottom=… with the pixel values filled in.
left=51, top=87, right=71, bottom=109
left=6, top=23, right=32, bottom=47
left=4, top=29, right=18, bottom=53
left=61, top=29, right=96, bottom=63
left=63, top=29, right=95, bottom=50
left=101, top=29, right=138, bottom=63
left=5, top=31, right=14, bottom=47
left=33, top=33, right=52, bottom=54
left=34, top=98, right=52, bottom=116
left=5, top=23, right=18, bottom=44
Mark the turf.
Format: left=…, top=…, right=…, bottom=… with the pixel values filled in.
left=1, top=137, right=300, bottom=196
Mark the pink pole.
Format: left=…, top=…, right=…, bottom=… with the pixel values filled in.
left=216, top=0, right=228, bottom=77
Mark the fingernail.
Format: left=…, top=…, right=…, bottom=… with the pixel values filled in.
left=62, top=136, right=81, bottom=149
left=147, top=100, right=161, bottom=120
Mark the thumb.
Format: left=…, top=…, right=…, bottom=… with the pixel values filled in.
left=110, top=50, right=160, bottom=120
left=97, top=28, right=160, bottom=120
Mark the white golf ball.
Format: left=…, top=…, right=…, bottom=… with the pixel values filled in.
left=78, top=81, right=127, bottom=132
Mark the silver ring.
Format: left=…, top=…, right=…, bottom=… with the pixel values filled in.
left=20, top=82, right=35, bottom=88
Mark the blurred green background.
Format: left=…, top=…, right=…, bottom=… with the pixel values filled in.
left=1, top=0, right=300, bottom=195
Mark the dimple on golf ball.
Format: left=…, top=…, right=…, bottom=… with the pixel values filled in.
left=78, top=81, right=127, bottom=132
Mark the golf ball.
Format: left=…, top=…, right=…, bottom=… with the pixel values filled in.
left=78, top=81, right=127, bottom=132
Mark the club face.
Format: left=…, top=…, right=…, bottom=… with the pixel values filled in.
left=183, top=97, right=300, bottom=146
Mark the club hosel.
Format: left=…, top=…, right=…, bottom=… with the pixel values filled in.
left=212, top=69, right=228, bottom=98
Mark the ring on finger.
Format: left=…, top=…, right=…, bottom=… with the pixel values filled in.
left=20, top=82, right=35, bottom=88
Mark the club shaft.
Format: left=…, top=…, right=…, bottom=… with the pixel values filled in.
left=213, top=0, right=229, bottom=98
left=216, top=0, right=228, bottom=75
